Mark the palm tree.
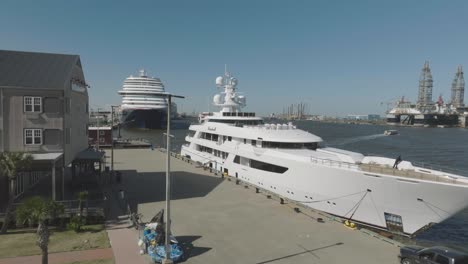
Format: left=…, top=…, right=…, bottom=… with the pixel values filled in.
left=16, top=196, right=64, bottom=264
left=0, top=152, right=33, bottom=234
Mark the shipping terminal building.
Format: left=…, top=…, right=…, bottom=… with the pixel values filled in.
left=387, top=62, right=468, bottom=127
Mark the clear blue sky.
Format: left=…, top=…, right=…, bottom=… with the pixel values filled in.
left=1, top=0, right=468, bottom=116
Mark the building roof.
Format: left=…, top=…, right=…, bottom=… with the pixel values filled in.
left=89, top=127, right=113, bottom=130
left=0, top=50, right=80, bottom=90
left=31, top=152, right=63, bottom=162
left=75, top=149, right=105, bottom=161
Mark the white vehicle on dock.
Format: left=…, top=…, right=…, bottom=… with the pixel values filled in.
left=181, top=70, right=468, bottom=236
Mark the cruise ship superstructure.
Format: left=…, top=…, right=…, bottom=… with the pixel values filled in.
left=118, top=70, right=175, bottom=129
left=181, top=70, right=468, bottom=236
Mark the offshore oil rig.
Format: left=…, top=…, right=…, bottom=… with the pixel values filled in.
left=386, top=62, right=468, bottom=127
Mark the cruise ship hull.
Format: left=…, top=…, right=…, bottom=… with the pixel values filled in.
left=121, top=109, right=167, bottom=129
left=181, top=143, right=468, bottom=235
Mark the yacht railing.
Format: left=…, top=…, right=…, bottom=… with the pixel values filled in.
left=362, top=153, right=468, bottom=177
left=359, top=164, right=468, bottom=185
left=409, top=161, right=467, bottom=177
left=310, top=156, right=468, bottom=186
left=310, top=157, right=359, bottom=169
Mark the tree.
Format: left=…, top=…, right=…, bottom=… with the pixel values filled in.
left=0, top=152, right=33, bottom=234
left=16, top=196, right=64, bottom=264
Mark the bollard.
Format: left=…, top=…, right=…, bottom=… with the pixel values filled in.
left=280, top=198, right=285, bottom=204
left=236, top=179, right=240, bottom=185
left=294, top=207, right=300, bottom=213
left=255, top=187, right=259, bottom=193
left=266, top=195, right=272, bottom=199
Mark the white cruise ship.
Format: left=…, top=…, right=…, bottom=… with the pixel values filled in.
left=118, top=70, right=176, bottom=129
left=181, top=70, right=468, bottom=236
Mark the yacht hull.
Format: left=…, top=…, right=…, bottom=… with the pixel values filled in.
left=181, top=145, right=468, bottom=235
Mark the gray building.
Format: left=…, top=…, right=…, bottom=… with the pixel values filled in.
left=0, top=50, right=89, bottom=206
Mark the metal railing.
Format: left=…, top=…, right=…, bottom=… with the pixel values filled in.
left=359, top=164, right=468, bottom=185
left=310, top=157, right=359, bottom=170
left=8, top=199, right=105, bottom=217
left=410, top=160, right=467, bottom=177
left=310, top=156, right=468, bottom=186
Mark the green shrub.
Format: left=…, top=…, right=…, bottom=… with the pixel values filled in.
left=67, top=216, right=85, bottom=232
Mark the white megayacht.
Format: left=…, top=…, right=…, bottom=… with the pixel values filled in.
left=181, top=70, right=468, bottom=236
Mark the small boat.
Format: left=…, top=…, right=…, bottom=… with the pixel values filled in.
left=384, top=129, right=399, bottom=136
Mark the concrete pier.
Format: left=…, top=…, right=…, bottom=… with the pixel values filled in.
left=111, top=148, right=400, bottom=264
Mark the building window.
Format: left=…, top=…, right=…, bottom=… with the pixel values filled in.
left=24, top=96, right=42, bottom=112
left=99, top=130, right=105, bottom=136
left=24, top=129, right=42, bottom=145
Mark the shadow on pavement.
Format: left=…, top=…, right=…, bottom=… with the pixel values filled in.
left=176, top=235, right=212, bottom=261
left=256, top=242, right=344, bottom=264
left=116, top=170, right=223, bottom=213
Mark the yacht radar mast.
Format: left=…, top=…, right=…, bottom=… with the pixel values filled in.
left=139, top=69, right=147, bottom=77
left=214, top=68, right=245, bottom=113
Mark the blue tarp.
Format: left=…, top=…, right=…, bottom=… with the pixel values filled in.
left=148, top=244, right=184, bottom=263
left=143, top=228, right=183, bottom=263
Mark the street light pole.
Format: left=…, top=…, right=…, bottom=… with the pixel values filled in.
left=164, top=95, right=172, bottom=264
left=96, top=108, right=101, bottom=151
left=162, top=94, right=184, bottom=264
left=111, top=105, right=118, bottom=173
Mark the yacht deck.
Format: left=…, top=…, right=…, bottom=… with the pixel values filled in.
left=309, top=156, right=468, bottom=186
left=359, top=164, right=468, bottom=186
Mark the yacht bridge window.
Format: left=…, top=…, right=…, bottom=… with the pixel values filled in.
left=222, top=112, right=255, bottom=117
left=198, top=145, right=228, bottom=159
left=262, top=141, right=318, bottom=150
left=200, top=132, right=219, bottom=142
left=233, top=155, right=288, bottom=174
left=208, top=119, right=264, bottom=125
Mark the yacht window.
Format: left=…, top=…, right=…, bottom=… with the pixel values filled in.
left=262, top=141, right=318, bottom=150
left=209, top=119, right=264, bottom=125
left=233, top=155, right=288, bottom=174
left=251, top=140, right=256, bottom=146
left=244, top=139, right=247, bottom=144
left=250, top=159, right=288, bottom=173
left=228, top=136, right=232, bottom=141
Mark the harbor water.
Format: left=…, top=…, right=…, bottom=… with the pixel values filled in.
left=117, top=121, right=468, bottom=249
